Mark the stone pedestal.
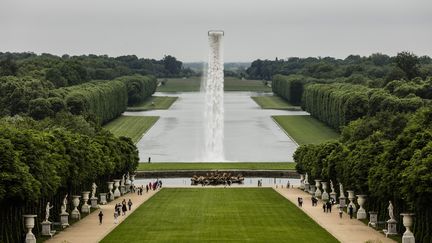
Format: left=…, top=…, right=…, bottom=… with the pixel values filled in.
left=356, top=195, right=367, bottom=219
left=41, top=221, right=55, bottom=237
left=100, top=193, right=108, bottom=205
left=71, top=195, right=81, bottom=220
left=339, top=195, right=346, bottom=208
left=23, top=215, right=37, bottom=243
left=321, top=182, right=329, bottom=201
left=90, top=197, right=99, bottom=208
left=309, top=185, right=316, bottom=195
left=330, top=192, right=337, bottom=202
left=60, top=212, right=69, bottom=228
left=368, top=211, right=378, bottom=227
left=384, top=219, right=398, bottom=237
left=314, top=180, right=322, bottom=198
left=304, top=181, right=310, bottom=192
left=113, top=180, right=121, bottom=198
left=81, top=191, right=90, bottom=213
left=401, top=213, right=415, bottom=243
left=347, top=190, right=357, bottom=213
left=120, top=185, right=126, bottom=195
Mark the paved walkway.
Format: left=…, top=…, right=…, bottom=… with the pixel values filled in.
left=46, top=190, right=158, bottom=243
left=275, top=187, right=395, bottom=243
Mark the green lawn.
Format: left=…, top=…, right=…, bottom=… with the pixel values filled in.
left=273, top=115, right=339, bottom=145
left=251, top=96, right=301, bottom=110
left=101, top=188, right=338, bottom=243
left=137, top=162, right=295, bottom=171
left=103, top=116, right=159, bottom=143
left=157, top=77, right=271, bottom=92
left=127, top=96, right=178, bottom=111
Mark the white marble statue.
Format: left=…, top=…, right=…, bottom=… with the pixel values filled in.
left=388, top=201, right=395, bottom=220
left=91, top=183, right=97, bottom=198
left=61, top=194, right=68, bottom=214
left=126, top=172, right=130, bottom=184
left=45, top=202, right=54, bottom=222
left=304, top=173, right=309, bottom=184
left=330, top=180, right=335, bottom=193
left=121, top=174, right=125, bottom=186
left=339, top=183, right=344, bottom=195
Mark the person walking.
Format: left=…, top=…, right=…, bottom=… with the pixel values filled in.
left=348, top=205, right=354, bottom=219
left=114, top=211, right=118, bottom=224
left=146, top=184, right=149, bottom=193
left=122, top=200, right=127, bottom=216
left=299, top=197, right=303, bottom=207
left=128, top=199, right=133, bottom=211
left=339, top=206, right=343, bottom=218
left=323, top=203, right=326, bottom=213
left=98, top=210, right=103, bottom=225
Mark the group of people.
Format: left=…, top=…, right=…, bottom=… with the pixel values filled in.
left=113, top=199, right=133, bottom=224
left=257, top=179, right=263, bottom=187
left=322, top=201, right=333, bottom=213
left=297, top=197, right=303, bottom=207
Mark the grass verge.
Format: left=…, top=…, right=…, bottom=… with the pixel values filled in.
left=251, top=96, right=302, bottom=110
left=104, top=116, right=159, bottom=143
left=101, top=188, right=339, bottom=243
left=273, top=115, right=339, bottom=145
left=137, top=162, right=295, bottom=171
left=127, top=96, right=178, bottom=111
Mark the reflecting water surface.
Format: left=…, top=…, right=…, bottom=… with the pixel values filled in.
left=127, top=92, right=308, bottom=162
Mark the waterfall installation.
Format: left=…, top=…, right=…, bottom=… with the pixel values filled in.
left=203, top=30, right=224, bottom=161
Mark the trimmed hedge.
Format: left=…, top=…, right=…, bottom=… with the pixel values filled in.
left=272, top=74, right=318, bottom=105
left=116, top=75, right=157, bottom=106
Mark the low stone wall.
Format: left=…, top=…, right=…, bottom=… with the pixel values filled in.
left=135, top=170, right=299, bottom=179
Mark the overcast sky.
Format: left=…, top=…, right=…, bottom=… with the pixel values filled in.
left=1, top=0, right=431, bottom=62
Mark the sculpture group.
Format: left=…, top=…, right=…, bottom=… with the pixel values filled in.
left=22, top=173, right=136, bottom=243
left=191, top=172, right=244, bottom=186
left=299, top=174, right=415, bottom=242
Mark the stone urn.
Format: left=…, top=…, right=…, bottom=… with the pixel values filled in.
left=23, top=215, right=37, bottom=243
left=347, top=190, right=357, bottom=213
left=299, top=174, right=305, bottom=190
left=356, top=195, right=367, bottom=219
left=113, top=179, right=121, bottom=198
left=314, top=180, right=322, bottom=198
left=401, top=213, right=415, bottom=243
left=321, top=182, right=329, bottom=201
left=81, top=191, right=90, bottom=214
left=71, top=195, right=81, bottom=219
left=107, top=181, right=114, bottom=201
left=339, top=191, right=346, bottom=208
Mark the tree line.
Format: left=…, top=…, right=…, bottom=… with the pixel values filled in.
left=294, top=107, right=432, bottom=242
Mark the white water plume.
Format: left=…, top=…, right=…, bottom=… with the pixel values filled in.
left=202, top=30, right=224, bottom=161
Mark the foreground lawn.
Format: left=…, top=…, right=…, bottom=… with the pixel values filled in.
left=251, top=96, right=301, bottom=110
left=127, top=96, right=178, bottom=111
left=273, top=115, right=339, bottom=145
left=137, top=162, right=295, bottom=171
left=273, top=115, right=339, bottom=144
left=104, top=116, right=159, bottom=143
left=157, top=77, right=271, bottom=92
left=102, top=188, right=338, bottom=243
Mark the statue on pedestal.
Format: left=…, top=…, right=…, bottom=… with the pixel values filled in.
left=339, top=183, right=344, bottom=196
left=61, top=194, right=68, bottom=214
left=121, top=174, right=125, bottom=187
left=45, top=202, right=53, bottom=222
left=330, top=180, right=335, bottom=193
left=388, top=201, right=395, bottom=220
left=91, top=183, right=97, bottom=198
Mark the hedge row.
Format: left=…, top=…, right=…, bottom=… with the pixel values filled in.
left=116, top=75, right=157, bottom=106
left=294, top=108, right=432, bottom=242
left=271, top=74, right=319, bottom=105
left=302, top=83, right=424, bottom=130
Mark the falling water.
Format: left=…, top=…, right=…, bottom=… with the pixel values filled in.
left=203, top=30, right=224, bottom=161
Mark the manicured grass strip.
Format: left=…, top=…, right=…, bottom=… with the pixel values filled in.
left=137, top=162, right=295, bottom=171
left=101, top=188, right=339, bottom=243
left=251, top=96, right=301, bottom=110
left=104, top=116, right=159, bottom=143
left=127, top=96, right=178, bottom=111
left=157, top=77, right=271, bottom=92
left=273, top=115, right=339, bottom=145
